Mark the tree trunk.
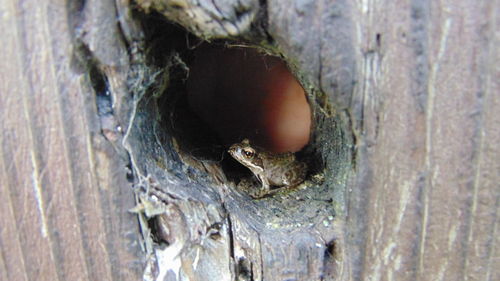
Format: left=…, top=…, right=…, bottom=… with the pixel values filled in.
left=0, top=0, right=498, bottom=281
left=0, top=0, right=143, bottom=280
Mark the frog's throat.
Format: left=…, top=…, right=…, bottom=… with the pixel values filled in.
left=242, top=160, right=264, bottom=173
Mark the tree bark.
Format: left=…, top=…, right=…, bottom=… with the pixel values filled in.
left=0, top=0, right=142, bottom=280
left=0, top=0, right=498, bottom=281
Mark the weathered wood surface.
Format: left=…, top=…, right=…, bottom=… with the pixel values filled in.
left=345, top=1, right=499, bottom=280
left=0, top=0, right=143, bottom=280
left=0, top=0, right=498, bottom=280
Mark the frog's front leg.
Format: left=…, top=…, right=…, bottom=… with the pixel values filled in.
left=238, top=176, right=270, bottom=199
left=258, top=175, right=270, bottom=193
left=252, top=177, right=271, bottom=198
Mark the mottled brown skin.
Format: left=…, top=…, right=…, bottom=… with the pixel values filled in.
left=228, top=139, right=307, bottom=198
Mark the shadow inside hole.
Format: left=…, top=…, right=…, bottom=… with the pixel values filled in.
left=122, top=12, right=354, bottom=256
left=136, top=9, right=348, bottom=209
left=148, top=215, right=171, bottom=247
left=140, top=14, right=225, bottom=161
left=323, top=240, right=341, bottom=279
left=185, top=44, right=312, bottom=154
left=160, top=46, right=313, bottom=146
left=139, top=11, right=312, bottom=155
left=146, top=24, right=317, bottom=185
left=236, top=257, right=253, bottom=280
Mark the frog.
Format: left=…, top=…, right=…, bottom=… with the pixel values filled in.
left=228, top=139, right=308, bottom=198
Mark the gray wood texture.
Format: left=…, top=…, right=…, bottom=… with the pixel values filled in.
left=0, top=0, right=143, bottom=280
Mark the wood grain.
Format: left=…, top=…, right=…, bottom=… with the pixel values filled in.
left=1, top=0, right=498, bottom=280
left=345, top=1, right=500, bottom=280
left=0, top=0, right=142, bottom=280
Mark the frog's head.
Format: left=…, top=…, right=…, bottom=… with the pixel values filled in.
left=228, top=139, right=264, bottom=172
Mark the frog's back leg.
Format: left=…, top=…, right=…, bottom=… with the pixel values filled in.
left=282, top=162, right=308, bottom=186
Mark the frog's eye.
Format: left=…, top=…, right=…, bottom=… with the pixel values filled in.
left=243, top=149, right=255, bottom=158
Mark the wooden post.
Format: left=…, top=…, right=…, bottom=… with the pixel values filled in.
left=0, top=0, right=498, bottom=280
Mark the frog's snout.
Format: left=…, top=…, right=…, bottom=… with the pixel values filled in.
left=228, top=145, right=243, bottom=157
left=228, top=145, right=237, bottom=155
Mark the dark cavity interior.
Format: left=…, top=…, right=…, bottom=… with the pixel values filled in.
left=186, top=45, right=311, bottom=154
left=140, top=13, right=314, bottom=182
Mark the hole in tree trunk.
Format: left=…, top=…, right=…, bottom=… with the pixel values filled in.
left=123, top=7, right=354, bottom=279
left=128, top=7, right=351, bottom=224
